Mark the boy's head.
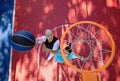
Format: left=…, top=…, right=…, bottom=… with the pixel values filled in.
left=45, top=29, right=53, bottom=42
left=64, top=46, right=72, bottom=55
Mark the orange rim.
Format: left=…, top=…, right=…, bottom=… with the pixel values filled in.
left=60, top=21, right=115, bottom=73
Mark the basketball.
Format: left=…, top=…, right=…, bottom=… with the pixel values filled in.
left=10, top=30, right=35, bottom=52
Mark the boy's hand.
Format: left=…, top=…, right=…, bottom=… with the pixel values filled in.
left=43, top=45, right=51, bottom=54
left=43, top=60, right=49, bottom=65
left=35, top=38, right=40, bottom=48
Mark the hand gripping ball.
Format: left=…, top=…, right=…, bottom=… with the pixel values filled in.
left=11, top=30, right=35, bottom=52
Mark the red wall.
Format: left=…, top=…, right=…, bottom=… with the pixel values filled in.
left=10, top=0, right=120, bottom=81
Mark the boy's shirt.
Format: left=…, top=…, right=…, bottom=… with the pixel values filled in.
left=55, top=50, right=78, bottom=63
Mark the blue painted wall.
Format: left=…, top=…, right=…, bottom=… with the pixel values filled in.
left=0, top=0, right=15, bottom=81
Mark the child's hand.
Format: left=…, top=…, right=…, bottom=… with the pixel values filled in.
left=45, top=48, right=50, bottom=52
left=43, top=60, right=49, bottom=65
left=35, top=38, right=40, bottom=48
left=43, top=45, right=51, bottom=54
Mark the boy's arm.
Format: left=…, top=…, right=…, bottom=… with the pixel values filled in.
left=48, top=40, right=60, bottom=54
left=36, top=35, right=46, bottom=43
left=71, top=52, right=84, bottom=61
left=35, top=36, right=46, bottom=47
left=46, top=48, right=57, bottom=54
left=42, top=44, right=57, bottom=54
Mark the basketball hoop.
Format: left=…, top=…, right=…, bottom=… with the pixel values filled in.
left=60, top=21, right=115, bottom=73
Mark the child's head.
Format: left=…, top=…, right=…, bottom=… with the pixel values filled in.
left=64, top=46, right=72, bottom=55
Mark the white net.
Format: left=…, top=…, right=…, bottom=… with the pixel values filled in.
left=60, top=21, right=115, bottom=72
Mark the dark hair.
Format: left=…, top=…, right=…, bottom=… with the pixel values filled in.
left=64, top=46, right=72, bottom=54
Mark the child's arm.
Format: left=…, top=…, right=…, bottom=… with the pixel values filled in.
left=71, top=53, right=84, bottom=61
left=43, top=44, right=57, bottom=54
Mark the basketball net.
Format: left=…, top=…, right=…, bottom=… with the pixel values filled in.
left=60, top=21, right=115, bottom=81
